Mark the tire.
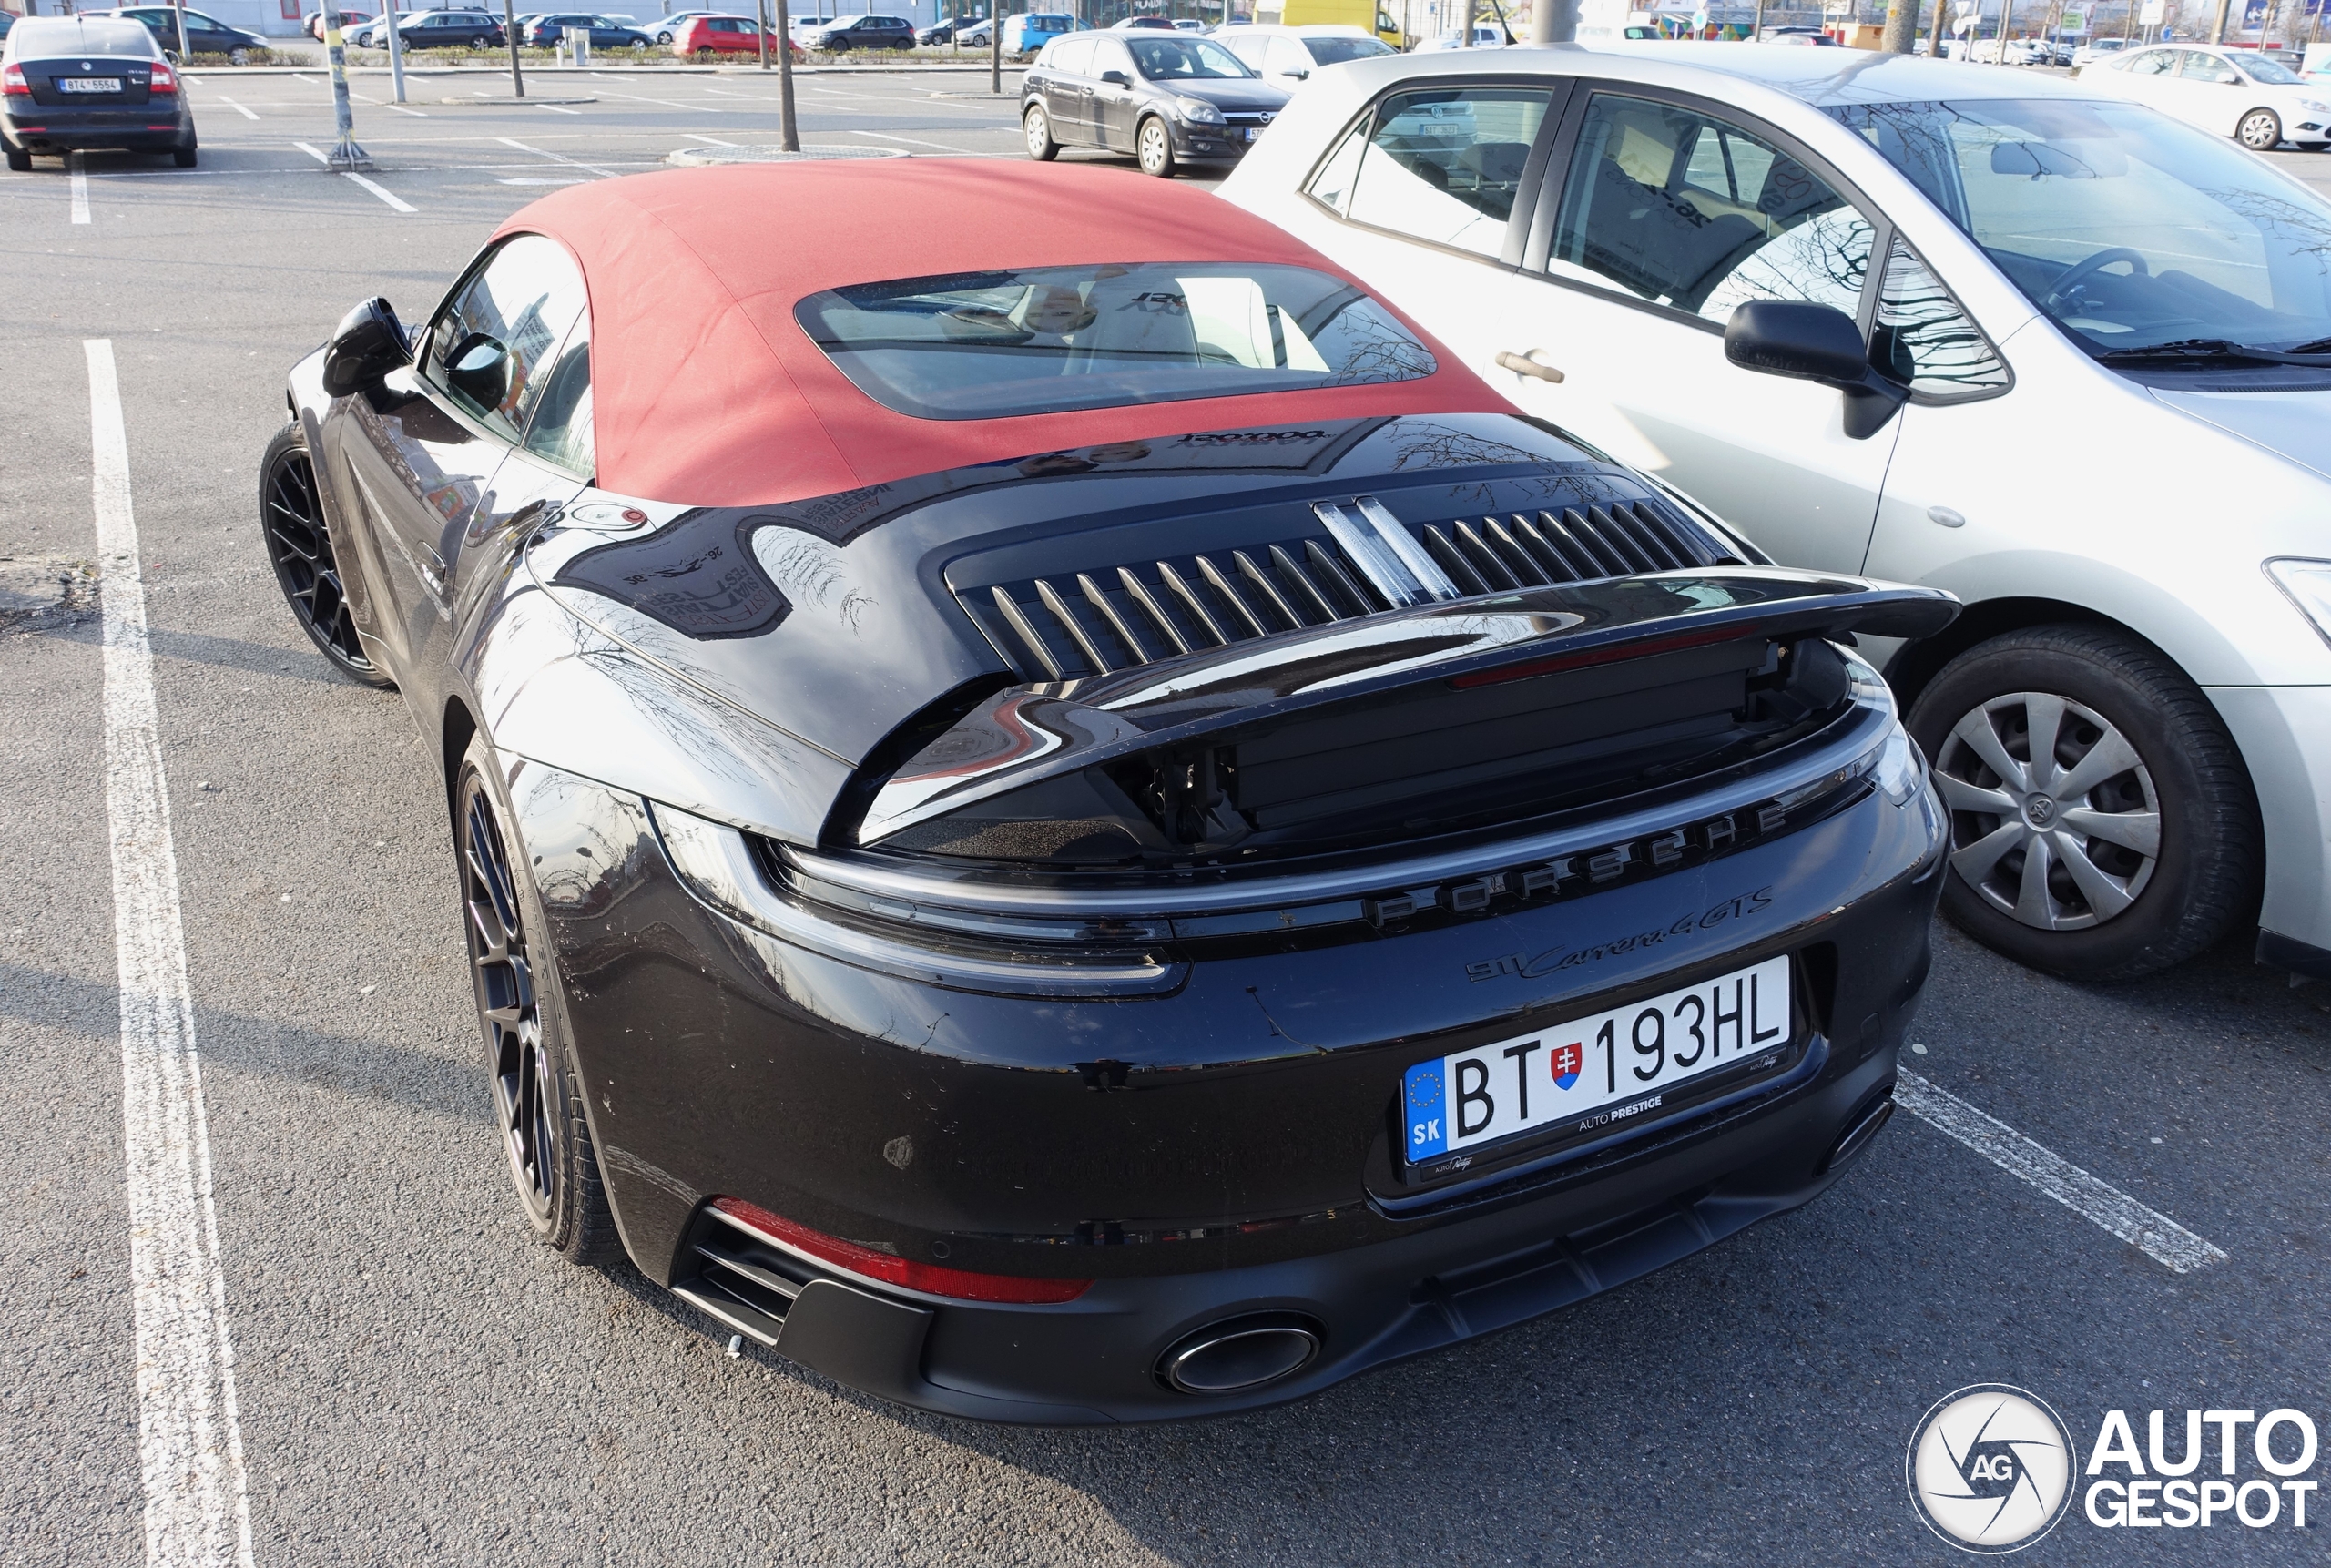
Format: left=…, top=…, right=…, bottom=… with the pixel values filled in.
left=258, top=423, right=391, bottom=686
left=1136, top=114, right=1176, bottom=178
left=228, top=46, right=250, bottom=64
left=455, top=736, right=620, bottom=1266
left=5, top=145, right=30, bottom=173
left=1023, top=101, right=1059, bottom=160
left=1906, top=624, right=2261, bottom=981
left=173, top=144, right=198, bottom=167
left=2238, top=107, right=2282, bottom=150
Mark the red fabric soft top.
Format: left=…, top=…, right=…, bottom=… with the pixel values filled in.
left=491, top=159, right=1510, bottom=507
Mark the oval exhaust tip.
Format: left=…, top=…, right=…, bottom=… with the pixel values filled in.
left=1160, top=1319, right=1321, bottom=1395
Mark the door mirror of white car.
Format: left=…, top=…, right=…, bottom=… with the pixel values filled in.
left=1723, top=300, right=1909, bottom=441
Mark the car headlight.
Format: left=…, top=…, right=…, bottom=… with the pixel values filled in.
left=1175, top=95, right=1226, bottom=125
left=2266, top=558, right=2331, bottom=648
left=2299, top=97, right=2331, bottom=113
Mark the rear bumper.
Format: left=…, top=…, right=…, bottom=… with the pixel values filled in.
left=504, top=714, right=1947, bottom=1420
left=681, top=1044, right=1909, bottom=1424
left=4, top=118, right=189, bottom=151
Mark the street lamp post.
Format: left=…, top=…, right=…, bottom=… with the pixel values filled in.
left=385, top=0, right=408, bottom=104
left=321, top=6, right=371, bottom=168
left=504, top=0, right=526, bottom=94
left=777, top=0, right=799, bottom=148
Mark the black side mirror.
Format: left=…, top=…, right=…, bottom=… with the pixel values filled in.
left=1099, top=67, right=1130, bottom=84
left=445, top=331, right=511, bottom=411
left=1724, top=299, right=1909, bottom=442
left=320, top=296, right=412, bottom=397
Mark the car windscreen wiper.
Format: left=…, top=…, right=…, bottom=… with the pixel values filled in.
left=2092, top=337, right=2331, bottom=367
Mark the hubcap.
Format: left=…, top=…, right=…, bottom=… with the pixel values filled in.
left=1142, top=123, right=1166, bottom=168
left=462, top=779, right=557, bottom=1226
left=1934, top=690, right=2161, bottom=932
left=1025, top=108, right=1045, bottom=151
left=262, top=443, right=372, bottom=671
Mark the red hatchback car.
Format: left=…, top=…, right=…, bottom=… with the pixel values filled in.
left=670, top=13, right=799, bottom=54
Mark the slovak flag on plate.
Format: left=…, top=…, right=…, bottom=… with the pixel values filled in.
left=1550, top=1041, right=1583, bottom=1091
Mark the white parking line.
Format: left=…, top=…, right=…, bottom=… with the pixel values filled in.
left=385, top=102, right=428, bottom=117
left=680, top=132, right=738, bottom=147
left=85, top=338, right=258, bottom=1568
left=70, top=152, right=90, bottom=222
left=1895, top=1069, right=2228, bottom=1274
left=855, top=128, right=994, bottom=155
left=292, top=140, right=330, bottom=163
left=598, top=87, right=719, bottom=113
left=215, top=96, right=260, bottom=120
left=536, top=102, right=584, bottom=114
left=341, top=171, right=415, bottom=211
left=497, top=134, right=616, bottom=176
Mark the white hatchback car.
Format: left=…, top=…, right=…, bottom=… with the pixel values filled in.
left=1222, top=46, right=2331, bottom=981
left=2076, top=40, right=2331, bottom=149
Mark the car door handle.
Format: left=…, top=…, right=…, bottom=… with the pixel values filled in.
left=1495, top=350, right=1565, bottom=383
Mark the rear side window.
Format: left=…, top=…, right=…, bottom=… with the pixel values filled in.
left=1047, top=34, right=1094, bottom=73
left=796, top=261, right=1437, bottom=421
left=1544, top=95, right=1874, bottom=324
left=1306, top=87, right=1552, bottom=258
left=425, top=234, right=591, bottom=443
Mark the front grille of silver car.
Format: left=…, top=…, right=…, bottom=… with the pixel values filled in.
left=956, top=495, right=1741, bottom=681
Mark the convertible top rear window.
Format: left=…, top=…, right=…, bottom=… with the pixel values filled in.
left=794, top=262, right=1437, bottom=421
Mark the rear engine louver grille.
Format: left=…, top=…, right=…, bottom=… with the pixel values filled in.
left=959, top=498, right=1738, bottom=682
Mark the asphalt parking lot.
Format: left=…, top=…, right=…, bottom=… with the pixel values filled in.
left=6, top=66, right=2331, bottom=1564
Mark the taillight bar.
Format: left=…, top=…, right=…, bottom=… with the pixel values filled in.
left=149, top=63, right=178, bottom=94
left=711, top=1196, right=1092, bottom=1305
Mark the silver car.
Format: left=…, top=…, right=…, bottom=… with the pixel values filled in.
left=1224, top=45, right=2331, bottom=982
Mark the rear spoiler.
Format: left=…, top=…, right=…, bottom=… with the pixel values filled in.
left=850, top=570, right=1957, bottom=850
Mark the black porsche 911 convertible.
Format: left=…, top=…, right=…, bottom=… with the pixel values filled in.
left=261, top=158, right=1953, bottom=1423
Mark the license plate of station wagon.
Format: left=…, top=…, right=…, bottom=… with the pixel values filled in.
left=1402, top=955, right=1792, bottom=1166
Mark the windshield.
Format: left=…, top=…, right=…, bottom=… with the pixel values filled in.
left=1126, top=36, right=1249, bottom=77
left=797, top=262, right=1436, bottom=420
left=1305, top=34, right=1393, bottom=63
left=1828, top=98, right=2331, bottom=358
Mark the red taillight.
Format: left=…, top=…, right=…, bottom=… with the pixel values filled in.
left=712, top=1196, right=1092, bottom=1304
left=3, top=64, right=29, bottom=96
left=149, top=63, right=177, bottom=94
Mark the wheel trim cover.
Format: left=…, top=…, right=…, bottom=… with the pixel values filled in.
left=1141, top=119, right=1167, bottom=169
left=463, top=783, right=560, bottom=1226
left=1936, top=689, right=2161, bottom=932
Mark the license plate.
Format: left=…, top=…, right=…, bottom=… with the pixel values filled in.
left=60, top=77, right=124, bottom=92
left=1402, top=954, right=1792, bottom=1165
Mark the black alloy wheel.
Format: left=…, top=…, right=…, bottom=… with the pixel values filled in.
left=259, top=423, right=390, bottom=686
left=457, top=739, right=617, bottom=1262
left=1907, top=624, right=2262, bottom=981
